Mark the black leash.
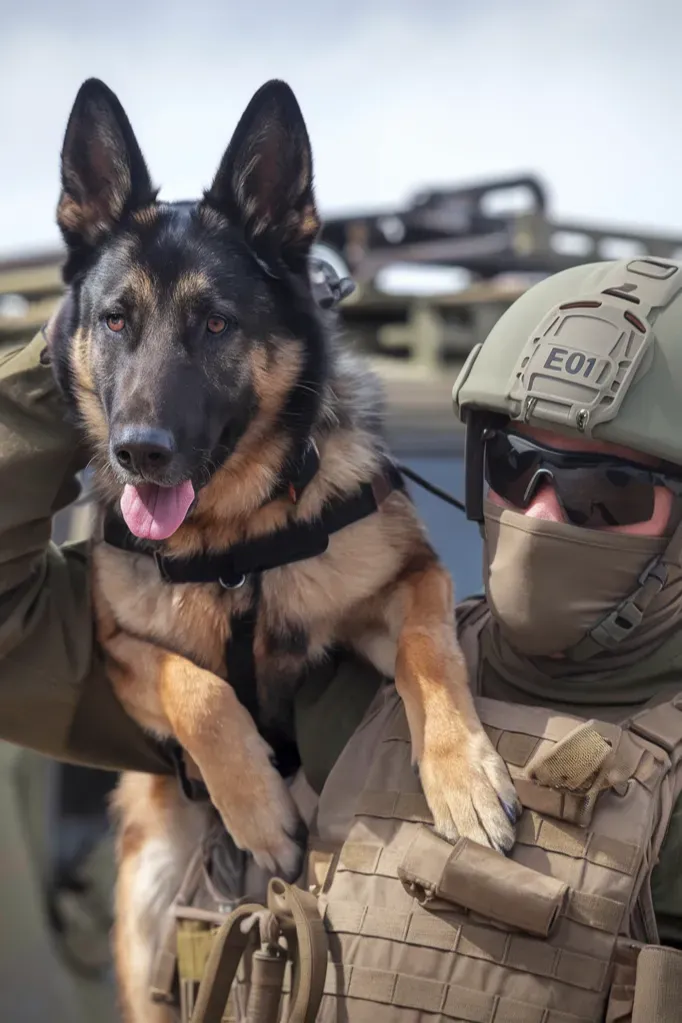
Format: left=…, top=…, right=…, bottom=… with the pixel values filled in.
left=396, top=463, right=466, bottom=513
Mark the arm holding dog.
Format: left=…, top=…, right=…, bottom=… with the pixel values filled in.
left=0, top=330, right=173, bottom=774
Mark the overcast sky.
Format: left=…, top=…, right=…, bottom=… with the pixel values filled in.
left=2, top=0, right=681, bottom=259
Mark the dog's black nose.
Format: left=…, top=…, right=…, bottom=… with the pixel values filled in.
left=113, top=427, right=175, bottom=475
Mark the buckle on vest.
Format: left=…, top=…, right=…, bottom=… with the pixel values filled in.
left=590, top=558, right=668, bottom=648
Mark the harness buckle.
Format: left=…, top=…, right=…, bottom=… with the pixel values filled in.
left=588, top=557, right=668, bottom=649
left=219, top=574, right=247, bottom=590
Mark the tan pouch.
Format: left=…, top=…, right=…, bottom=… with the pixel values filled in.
left=631, top=944, right=682, bottom=1022
left=397, top=824, right=568, bottom=938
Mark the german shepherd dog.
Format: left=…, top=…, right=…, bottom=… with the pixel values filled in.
left=49, top=78, right=520, bottom=1020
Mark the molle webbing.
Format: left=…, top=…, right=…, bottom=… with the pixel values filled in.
left=165, top=689, right=682, bottom=1022
left=308, top=693, right=682, bottom=1023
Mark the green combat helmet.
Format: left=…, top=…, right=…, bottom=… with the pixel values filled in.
left=453, top=256, right=682, bottom=520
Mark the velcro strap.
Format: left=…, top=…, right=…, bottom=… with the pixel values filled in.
left=631, top=945, right=682, bottom=1022
left=397, top=825, right=568, bottom=938
left=151, top=932, right=180, bottom=1002
left=305, top=841, right=340, bottom=893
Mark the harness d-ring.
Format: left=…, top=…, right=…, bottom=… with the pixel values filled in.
left=219, top=575, right=246, bottom=590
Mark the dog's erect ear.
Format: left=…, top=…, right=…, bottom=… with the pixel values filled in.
left=57, top=78, right=156, bottom=250
left=203, top=80, right=320, bottom=261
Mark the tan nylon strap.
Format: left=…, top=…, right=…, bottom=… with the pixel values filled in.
left=325, top=886, right=625, bottom=946
left=267, top=879, right=328, bottom=1023
left=322, top=961, right=594, bottom=1022
left=631, top=945, right=682, bottom=1022
left=571, top=521, right=682, bottom=662
left=323, top=899, right=616, bottom=991
left=151, top=847, right=208, bottom=1003
left=151, top=913, right=183, bottom=1003
left=565, top=890, right=626, bottom=933
left=190, top=902, right=264, bottom=1023
left=571, top=557, right=669, bottom=661
left=189, top=881, right=328, bottom=1023
left=397, top=825, right=567, bottom=938
left=354, top=789, right=432, bottom=823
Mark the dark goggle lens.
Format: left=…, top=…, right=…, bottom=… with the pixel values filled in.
left=484, top=432, right=657, bottom=528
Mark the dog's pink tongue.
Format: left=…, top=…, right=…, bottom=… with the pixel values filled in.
left=120, top=481, right=195, bottom=541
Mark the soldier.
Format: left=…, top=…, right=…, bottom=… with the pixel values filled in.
left=2, top=255, right=682, bottom=1021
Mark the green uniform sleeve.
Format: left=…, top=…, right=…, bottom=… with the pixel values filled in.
left=0, top=331, right=172, bottom=774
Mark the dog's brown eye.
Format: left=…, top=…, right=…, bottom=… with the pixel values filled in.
left=207, top=315, right=228, bottom=335
left=106, top=314, right=125, bottom=332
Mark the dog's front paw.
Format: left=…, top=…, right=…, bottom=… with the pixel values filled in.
left=212, top=767, right=306, bottom=881
left=418, top=728, right=521, bottom=853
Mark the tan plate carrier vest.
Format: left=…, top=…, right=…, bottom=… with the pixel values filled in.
left=151, top=683, right=682, bottom=1023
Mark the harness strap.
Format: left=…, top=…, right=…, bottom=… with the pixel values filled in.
left=271, top=438, right=320, bottom=505
left=104, top=460, right=404, bottom=782
left=103, top=463, right=405, bottom=588
left=226, top=578, right=301, bottom=777
left=189, top=902, right=264, bottom=1023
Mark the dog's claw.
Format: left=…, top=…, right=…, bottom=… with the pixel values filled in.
left=418, top=729, right=519, bottom=854
left=502, top=797, right=522, bottom=827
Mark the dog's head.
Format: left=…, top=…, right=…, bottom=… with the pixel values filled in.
left=51, top=78, right=326, bottom=541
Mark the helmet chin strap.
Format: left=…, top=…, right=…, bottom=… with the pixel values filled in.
left=560, top=520, right=682, bottom=662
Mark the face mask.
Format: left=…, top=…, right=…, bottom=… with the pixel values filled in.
left=482, top=499, right=669, bottom=657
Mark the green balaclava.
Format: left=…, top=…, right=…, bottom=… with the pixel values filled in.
left=452, top=257, right=682, bottom=708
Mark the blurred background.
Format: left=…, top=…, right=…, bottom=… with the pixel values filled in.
left=2, top=0, right=682, bottom=1018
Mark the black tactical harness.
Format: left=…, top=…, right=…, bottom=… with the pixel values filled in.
left=102, top=441, right=405, bottom=785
